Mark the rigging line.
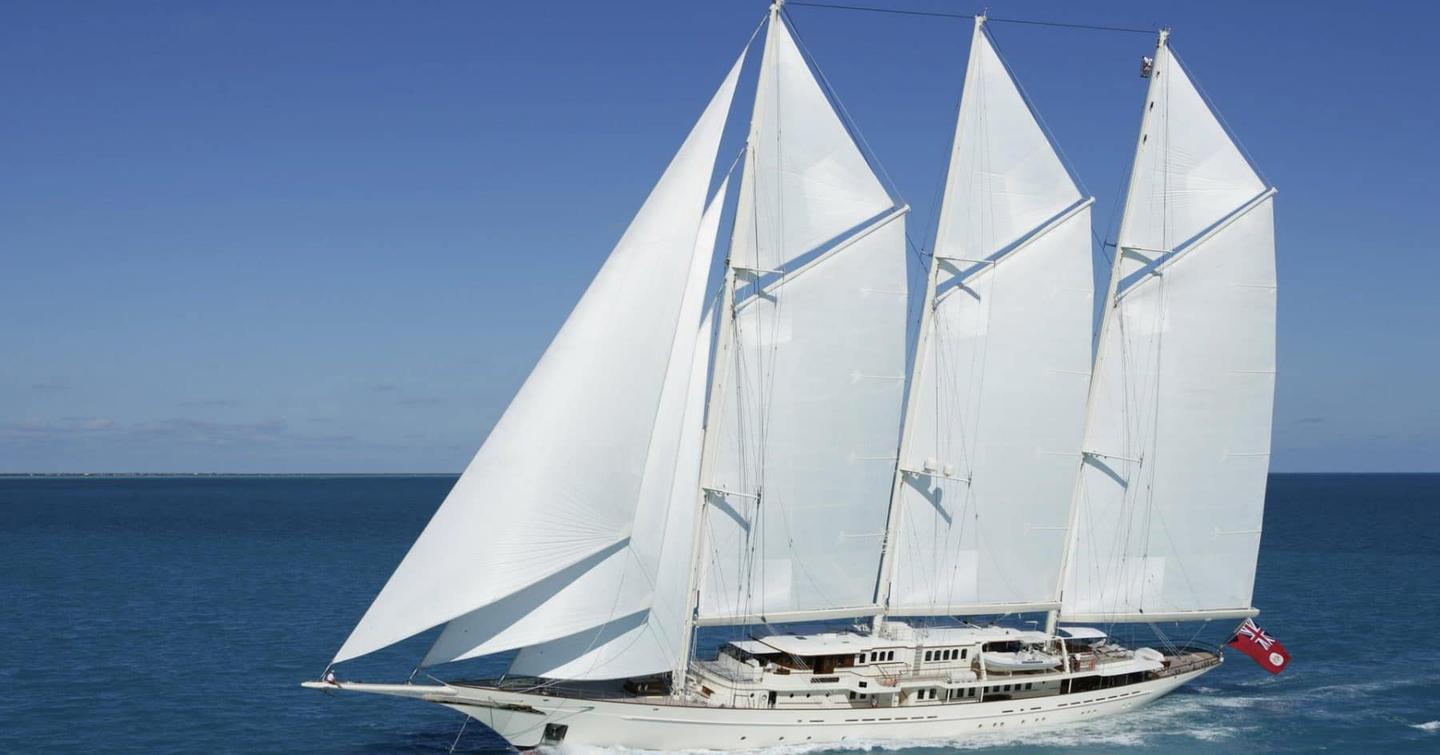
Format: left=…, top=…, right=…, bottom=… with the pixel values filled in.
left=787, top=2, right=1157, bottom=34
left=789, top=1, right=973, bottom=20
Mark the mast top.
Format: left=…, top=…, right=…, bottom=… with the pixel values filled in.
left=1157, top=27, right=1171, bottom=46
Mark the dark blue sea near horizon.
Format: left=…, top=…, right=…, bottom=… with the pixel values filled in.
left=1, top=474, right=1437, bottom=754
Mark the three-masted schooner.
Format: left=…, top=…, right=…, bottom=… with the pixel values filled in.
left=305, top=3, right=1278, bottom=749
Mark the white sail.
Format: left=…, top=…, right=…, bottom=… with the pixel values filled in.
left=332, top=50, right=746, bottom=665
left=1060, top=36, right=1276, bottom=623
left=696, top=15, right=907, bottom=624
left=422, top=179, right=730, bottom=668
left=509, top=302, right=718, bottom=680
left=883, top=19, right=1092, bottom=617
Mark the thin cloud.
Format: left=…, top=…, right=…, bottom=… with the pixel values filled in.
left=28, top=379, right=70, bottom=394
left=398, top=397, right=446, bottom=408
left=179, top=399, right=244, bottom=408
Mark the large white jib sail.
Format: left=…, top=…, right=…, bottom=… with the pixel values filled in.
left=1059, top=31, right=1277, bottom=624
left=877, top=17, right=1093, bottom=618
left=331, top=46, right=748, bottom=667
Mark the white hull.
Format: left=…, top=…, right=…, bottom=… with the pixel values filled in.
left=310, top=664, right=1214, bottom=750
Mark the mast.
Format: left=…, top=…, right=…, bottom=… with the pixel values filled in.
left=672, top=3, right=779, bottom=690
left=1045, top=28, right=1170, bottom=636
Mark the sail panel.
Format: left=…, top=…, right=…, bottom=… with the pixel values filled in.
left=422, top=180, right=730, bottom=667
left=733, top=17, right=894, bottom=273
left=699, top=217, right=908, bottom=620
left=1120, top=44, right=1264, bottom=258
left=932, top=26, right=1081, bottom=263
left=332, top=51, right=746, bottom=665
left=888, top=209, right=1092, bottom=614
left=1061, top=195, right=1275, bottom=620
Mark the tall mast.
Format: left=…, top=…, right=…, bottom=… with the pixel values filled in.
left=1046, top=28, right=1169, bottom=635
left=672, top=2, right=779, bottom=691
left=871, top=14, right=989, bottom=626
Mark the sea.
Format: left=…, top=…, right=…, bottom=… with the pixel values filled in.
left=1, top=473, right=1437, bottom=754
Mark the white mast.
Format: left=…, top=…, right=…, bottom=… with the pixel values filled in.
left=1044, top=29, right=1170, bottom=636
left=673, top=100, right=760, bottom=693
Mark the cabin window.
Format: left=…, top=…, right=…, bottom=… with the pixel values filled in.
left=887, top=651, right=895, bottom=661
left=924, top=651, right=932, bottom=662
left=859, top=681, right=868, bottom=688
left=856, top=654, right=864, bottom=664
left=961, top=649, right=968, bottom=660
left=1025, top=683, right=1033, bottom=690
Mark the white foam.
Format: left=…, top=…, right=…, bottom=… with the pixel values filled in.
left=1413, top=720, right=1440, bottom=733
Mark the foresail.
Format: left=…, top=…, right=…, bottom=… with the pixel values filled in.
left=884, top=20, right=1092, bottom=616
left=422, top=180, right=729, bottom=668
left=332, top=50, right=746, bottom=665
left=1060, top=37, right=1276, bottom=623
left=509, top=304, right=717, bottom=680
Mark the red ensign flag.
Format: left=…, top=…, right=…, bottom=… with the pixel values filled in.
left=1227, top=618, right=1290, bottom=674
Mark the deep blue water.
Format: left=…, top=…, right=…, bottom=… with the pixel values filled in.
left=1, top=474, right=1437, bottom=753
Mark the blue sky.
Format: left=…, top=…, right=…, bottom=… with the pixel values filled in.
left=3, top=0, right=1436, bottom=473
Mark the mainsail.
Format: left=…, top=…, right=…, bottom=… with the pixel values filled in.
left=696, top=13, right=909, bottom=624
left=1059, top=31, right=1276, bottom=623
left=879, top=18, right=1093, bottom=617
left=331, top=48, right=748, bottom=665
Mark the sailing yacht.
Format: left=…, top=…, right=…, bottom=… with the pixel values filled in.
left=305, top=3, right=1278, bottom=750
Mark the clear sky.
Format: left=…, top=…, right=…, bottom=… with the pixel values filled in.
left=4, top=0, right=1436, bottom=473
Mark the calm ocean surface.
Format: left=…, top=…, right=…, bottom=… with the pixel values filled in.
left=2, top=473, right=1437, bottom=753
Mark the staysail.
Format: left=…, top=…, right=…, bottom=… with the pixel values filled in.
left=331, top=49, right=747, bottom=665
left=421, top=177, right=731, bottom=669
left=879, top=18, right=1093, bottom=617
left=696, top=12, right=909, bottom=624
left=1059, top=32, right=1276, bottom=623
left=506, top=303, right=719, bottom=680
